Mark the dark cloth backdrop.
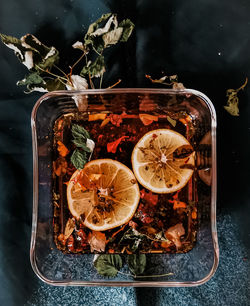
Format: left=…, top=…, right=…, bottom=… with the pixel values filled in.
left=0, top=1, right=249, bottom=305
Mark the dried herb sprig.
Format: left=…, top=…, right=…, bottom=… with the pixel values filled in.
left=224, top=78, right=248, bottom=116
left=146, top=74, right=185, bottom=89
left=0, top=13, right=134, bottom=93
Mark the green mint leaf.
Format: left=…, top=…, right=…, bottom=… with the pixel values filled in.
left=70, top=148, right=87, bottom=169
left=72, top=138, right=91, bottom=152
left=72, top=124, right=90, bottom=140
left=94, top=254, right=123, bottom=277
left=119, top=19, right=135, bottom=42
left=80, top=56, right=105, bottom=78
left=127, top=254, right=146, bottom=276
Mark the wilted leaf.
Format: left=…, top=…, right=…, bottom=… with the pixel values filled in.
left=0, top=33, right=59, bottom=71
left=81, top=56, right=105, bottom=78
left=166, top=116, right=177, bottom=127
left=64, top=218, right=75, bottom=239
left=94, top=254, right=123, bottom=277
left=72, top=41, right=86, bottom=51
left=86, top=138, right=95, bottom=152
left=119, top=19, right=135, bottom=42
left=17, top=72, right=46, bottom=92
left=88, top=231, right=106, bottom=252
left=165, top=223, right=185, bottom=250
left=107, top=136, right=128, bottom=153
left=57, top=140, right=69, bottom=157
left=0, top=33, right=35, bottom=69
left=224, top=78, right=248, bottom=116
left=139, top=114, right=158, bottom=126
left=66, top=75, right=88, bottom=90
left=127, top=254, right=146, bottom=276
left=84, top=13, right=113, bottom=53
left=86, top=13, right=113, bottom=38
left=103, top=27, right=123, bottom=47
left=88, top=113, right=107, bottom=121
left=46, top=78, right=65, bottom=91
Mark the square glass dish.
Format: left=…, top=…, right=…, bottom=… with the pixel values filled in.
left=30, top=88, right=218, bottom=286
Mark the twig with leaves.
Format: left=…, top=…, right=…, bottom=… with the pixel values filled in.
left=0, top=13, right=134, bottom=93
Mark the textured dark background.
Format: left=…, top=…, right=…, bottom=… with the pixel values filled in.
left=0, top=0, right=250, bottom=305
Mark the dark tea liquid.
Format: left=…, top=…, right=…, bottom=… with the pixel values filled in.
left=52, top=110, right=199, bottom=254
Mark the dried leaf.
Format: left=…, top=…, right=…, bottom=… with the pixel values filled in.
left=57, top=140, right=69, bottom=157
left=103, top=27, right=123, bottom=47
left=86, top=138, right=95, bottom=152
left=72, top=41, right=85, bottom=51
left=64, top=218, right=75, bottom=239
left=100, top=117, right=110, bottom=127
left=88, top=113, right=107, bottom=121
left=139, top=114, right=158, bottom=126
left=165, top=223, right=185, bottom=249
left=166, top=116, right=176, bottom=127
left=224, top=78, right=248, bottom=116
left=119, top=19, right=135, bottom=42
left=66, top=75, right=88, bottom=90
left=53, top=157, right=67, bottom=176
left=88, top=231, right=106, bottom=252
left=80, top=55, right=105, bottom=78
left=107, top=136, right=128, bottom=153
left=169, top=200, right=187, bottom=210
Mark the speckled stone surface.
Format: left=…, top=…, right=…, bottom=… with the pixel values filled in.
left=1, top=0, right=250, bottom=305
left=22, top=215, right=249, bottom=306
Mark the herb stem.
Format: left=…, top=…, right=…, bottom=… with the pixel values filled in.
left=85, top=54, right=95, bottom=89
left=107, top=79, right=122, bottom=89
left=236, top=77, right=248, bottom=92
left=99, top=73, right=103, bottom=89
left=53, top=64, right=69, bottom=79
left=35, top=65, right=68, bottom=81
left=70, top=51, right=86, bottom=75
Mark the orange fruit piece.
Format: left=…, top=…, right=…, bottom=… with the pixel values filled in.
left=131, top=129, right=195, bottom=194
left=67, top=159, right=140, bottom=231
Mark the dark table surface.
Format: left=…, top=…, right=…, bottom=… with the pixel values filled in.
left=0, top=1, right=250, bottom=305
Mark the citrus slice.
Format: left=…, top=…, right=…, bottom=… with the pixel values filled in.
left=131, top=129, right=195, bottom=193
left=67, top=159, right=140, bottom=231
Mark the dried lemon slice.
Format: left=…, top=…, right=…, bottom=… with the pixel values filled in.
left=131, top=129, right=195, bottom=193
left=67, top=159, right=140, bottom=231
